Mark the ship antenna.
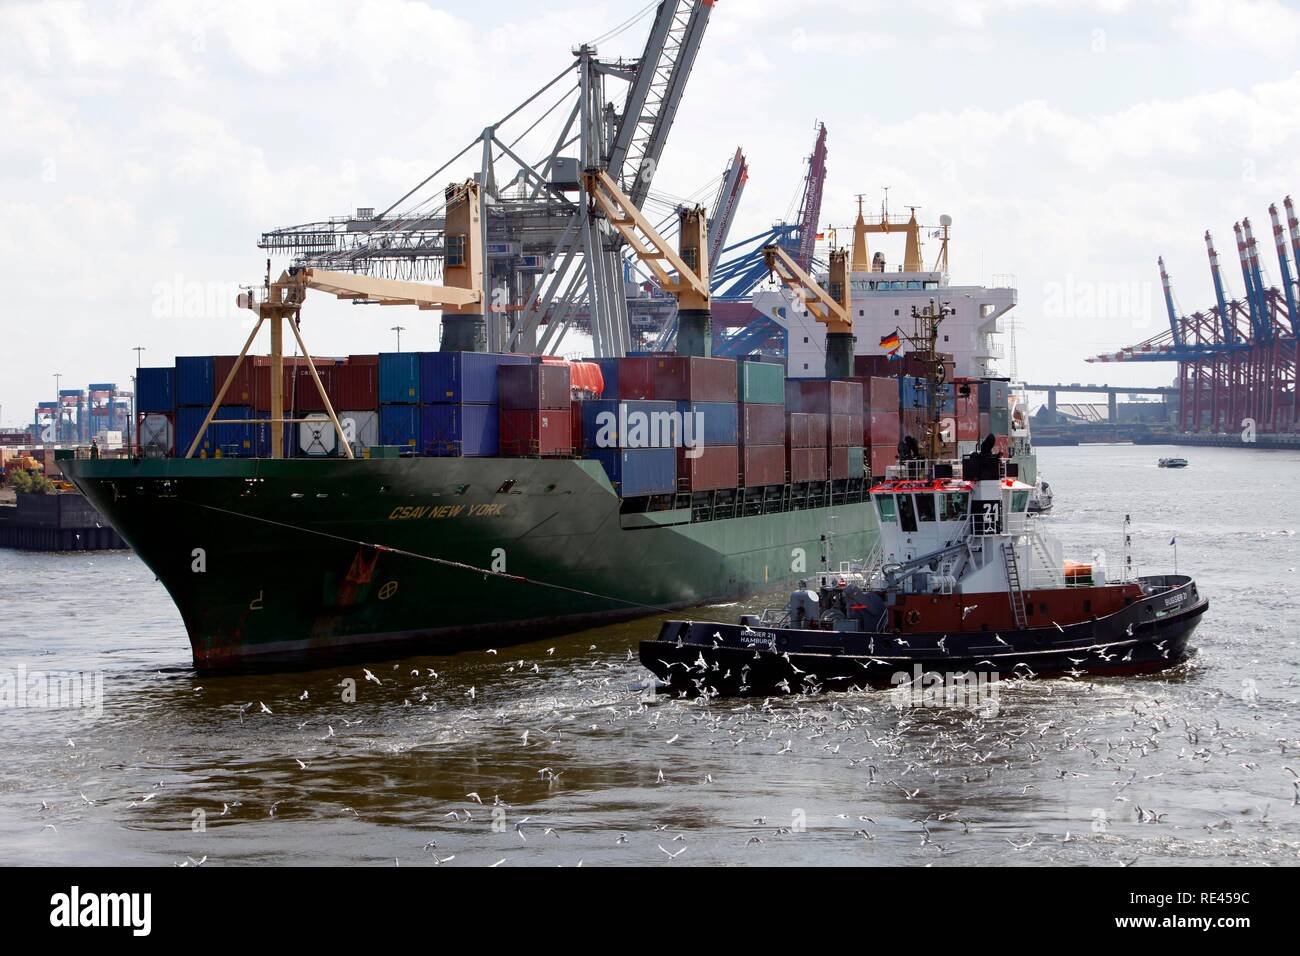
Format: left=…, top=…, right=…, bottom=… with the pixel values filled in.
left=1123, top=514, right=1132, bottom=582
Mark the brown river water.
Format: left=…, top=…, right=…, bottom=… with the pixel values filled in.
left=1, top=444, right=1297, bottom=866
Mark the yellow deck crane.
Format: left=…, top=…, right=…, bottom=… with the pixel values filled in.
left=186, top=181, right=485, bottom=460
left=582, top=168, right=713, bottom=356
left=762, top=244, right=855, bottom=378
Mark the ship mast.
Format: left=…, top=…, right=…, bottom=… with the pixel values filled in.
left=901, top=299, right=954, bottom=464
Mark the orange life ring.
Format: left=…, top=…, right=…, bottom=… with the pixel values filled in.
left=905, top=609, right=921, bottom=626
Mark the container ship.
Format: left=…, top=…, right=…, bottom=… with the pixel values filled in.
left=60, top=177, right=1031, bottom=671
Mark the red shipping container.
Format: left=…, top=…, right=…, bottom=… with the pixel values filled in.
left=570, top=399, right=585, bottom=451
left=330, top=363, right=378, bottom=411
left=790, top=446, right=829, bottom=482
left=290, top=365, right=333, bottom=412
left=868, top=376, right=899, bottom=412
left=869, top=445, right=898, bottom=479
left=806, top=446, right=828, bottom=481
left=213, top=355, right=254, bottom=405
left=675, top=445, right=739, bottom=491
left=993, top=435, right=1011, bottom=457
left=739, top=403, right=786, bottom=446
left=741, top=444, right=785, bottom=487
left=617, top=356, right=657, bottom=400
left=806, top=412, right=828, bottom=447
left=652, top=356, right=738, bottom=402
left=786, top=379, right=859, bottom=416
left=830, top=413, right=853, bottom=447
left=786, top=412, right=810, bottom=449
left=252, top=357, right=337, bottom=412
left=869, top=410, right=901, bottom=447
left=499, top=408, right=573, bottom=457
left=500, top=363, right=570, bottom=410
left=829, top=446, right=850, bottom=480
left=347, top=354, right=380, bottom=366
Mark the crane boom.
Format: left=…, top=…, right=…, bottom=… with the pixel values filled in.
left=584, top=166, right=712, bottom=356
left=762, top=245, right=850, bottom=333
left=763, top=243, right=854, bottom=378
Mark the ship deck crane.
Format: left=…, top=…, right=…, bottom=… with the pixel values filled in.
left=584, top=167, right=711, bottom=355
left=187, top=182, right=485, bottom=461
left=762, top=243, right=853, bottom=377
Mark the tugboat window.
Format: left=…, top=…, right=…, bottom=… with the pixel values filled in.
left=897, top=494, right=918, bottom=533
left=940, top=492, right=969, bottom=522
left=876, top=494, right=897, bottom=523
left=916, top=493, right=936, bottom=522
left=1012, top=490, right=1030, bottom=512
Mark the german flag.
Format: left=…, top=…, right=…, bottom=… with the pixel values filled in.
left=879, top=332, right=901, bottom=352
left=814, top=232, right=825, bottom=241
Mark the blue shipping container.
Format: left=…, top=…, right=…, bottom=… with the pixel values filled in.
left=587, top=357, right=621, bottom=399
left=176, top=356, right=215, bottom=407
left=421, top=403, right=499, bottom=457
left=590, top=447, right=676, bottom=497
left=675, top=401, right=738, bottom=446
left=380, top=404, right=421, bottom=447
left=579, top=400, right=677, bottom=450
left=254, top=422, right=295, bottom=458
left=175, top=405, right=247, bottom=456
left=137, top=367, right=176, bottom=414
left=419, top=352, right=530, bottom=405
left=379, top=352, right=421, bottom=404
left=213, top=406, right=254, bottom=457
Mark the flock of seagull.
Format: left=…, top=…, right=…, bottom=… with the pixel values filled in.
left=31, top=638, right=1300, bottom=867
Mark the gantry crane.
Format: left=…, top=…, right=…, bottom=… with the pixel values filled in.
left=762, top=244, right=853, bottom=377
left=1088, top=195, right=1299, bottom=435
left=188, top=182, right=485, bottom=460
left=584, top=167, right=711, bottom=356
left=257, top=0, right=715, bottom=359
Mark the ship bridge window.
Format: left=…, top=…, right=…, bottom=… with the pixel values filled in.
left=1011, top=490, right=1029, bottom=512
left=940, top=492, right=969, bottom=522
left=897, top=493, right=918, bottom=533
left=916, top=493, right=936, bottom=522
left=875, top=494, right=897, bottom=523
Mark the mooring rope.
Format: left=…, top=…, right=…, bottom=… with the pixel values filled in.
left=185, top=500, right=685, bottom=615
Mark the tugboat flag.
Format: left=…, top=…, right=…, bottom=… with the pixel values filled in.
left=1170, top=536, right=1177, bottom=546
left=879, top=332, right=901, bottom=352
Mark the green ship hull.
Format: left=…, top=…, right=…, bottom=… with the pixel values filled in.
left=61, top=457, right=878, bottom=671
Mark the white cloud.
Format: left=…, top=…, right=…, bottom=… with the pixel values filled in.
left=2, top=0, right=1300, bottom=421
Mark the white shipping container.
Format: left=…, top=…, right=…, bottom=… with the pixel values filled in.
left=298, top=414, right=337, bottom=457
left=139, top=415, right=173, bottom=455
left=297, top=411, right=379, bottom=457
left=339, top=411, right=379, bottom=451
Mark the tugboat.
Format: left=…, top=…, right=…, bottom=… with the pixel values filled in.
left=640, top=303, right=1208, bottom=698
left=1158, top=457, right=1189, bottom=468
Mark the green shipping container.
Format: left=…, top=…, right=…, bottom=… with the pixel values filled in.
left=847, top=446, right=865, bottom=479
left=736, top=360, right=785, bottom=405
left=364, top=445, right=406, bottom=460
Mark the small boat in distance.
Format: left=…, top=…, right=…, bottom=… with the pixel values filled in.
left=1158, top=457, right=1190, bottom=468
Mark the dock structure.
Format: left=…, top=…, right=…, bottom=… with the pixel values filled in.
left=1088, top=199, right=1300, bottom=438
left=0, top=492, right=127, bottom=552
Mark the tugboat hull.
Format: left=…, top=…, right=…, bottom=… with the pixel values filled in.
left=641, top=575, right=1207, bottom=696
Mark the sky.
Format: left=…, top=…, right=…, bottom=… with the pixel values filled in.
left=3, top=0, right=1300, bottom=426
